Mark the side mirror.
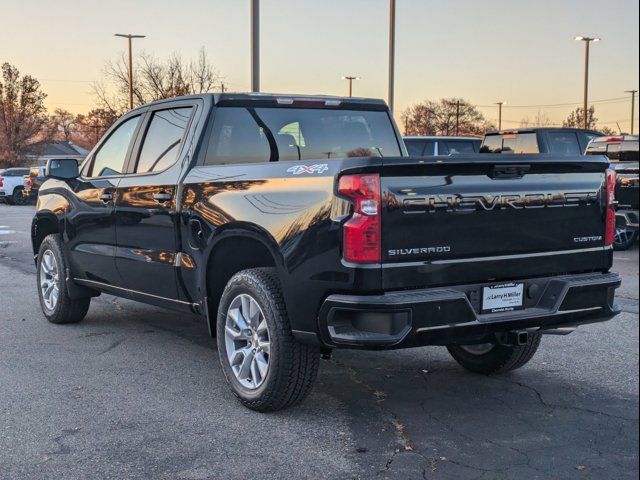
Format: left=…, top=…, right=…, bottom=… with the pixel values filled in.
left=46, top=158, right=79, bottom=180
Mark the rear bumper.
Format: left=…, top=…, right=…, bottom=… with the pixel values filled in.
left=317, top=272, right=622, bottom=349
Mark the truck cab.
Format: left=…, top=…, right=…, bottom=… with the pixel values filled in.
left=481, top=128, right=601, bottom=155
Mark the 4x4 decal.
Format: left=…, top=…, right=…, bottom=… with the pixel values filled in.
left=286, top=164, right=329, bottom=175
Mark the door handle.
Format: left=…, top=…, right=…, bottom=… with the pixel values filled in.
left=99, top=193, right=114, bottom=203
left=152, top=192, right=172, bottom=203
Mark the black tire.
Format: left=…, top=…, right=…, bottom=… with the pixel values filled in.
left=12, top=187, right=28, bottom=206
left=216, top=268, right=320, bottom=412
left=447, top=333, right=542, bottom=375
left=37, top=234, right=91, bottom=324
left=613, top=228, right=638, bottom=251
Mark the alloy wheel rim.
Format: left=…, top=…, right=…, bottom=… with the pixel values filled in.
left=224, top=294, right=271, bottom=390
left=615, top=227, right=634, bottom=247
left=459, top=343, right=495, bottom=355
left=40, top=250, right=60, bottom=310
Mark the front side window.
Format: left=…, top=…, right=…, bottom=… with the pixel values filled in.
left=135, top=107, right=193, bottom=173
left=547, top=132, right=581, bottom=155
left=89, top=116, right=140, bottom=177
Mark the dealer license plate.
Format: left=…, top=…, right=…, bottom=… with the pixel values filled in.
left=481, top=283, right=524, bottom=313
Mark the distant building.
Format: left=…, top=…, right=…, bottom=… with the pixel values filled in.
left=21, top=141, right=89, bottom=167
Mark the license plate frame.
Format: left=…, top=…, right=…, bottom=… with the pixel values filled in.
left=481, top=282, right=525, bottom=314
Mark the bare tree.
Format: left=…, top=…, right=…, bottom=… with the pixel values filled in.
left=0, top=63, right=48, bottom=166
left=520, top=110, right=553, bottom=128
left=93, top=47, right=222, bottom=115
left=43, top=108, right=76, bottom=142
left=402, top=98, right=494, bottom=136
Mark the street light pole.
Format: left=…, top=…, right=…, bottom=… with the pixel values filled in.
left=114, top=33, right=146, bottom=110
left=342, top=76, right=360, bottom=97
left=625, top=90, right=637, bottom=135
left=575, top=36, right=600, bottom=130
left=496, top=102, right=506, bottom=130
left=388, top=0, right=396, bottom=113
left=251, top=0, right=260, bottom=92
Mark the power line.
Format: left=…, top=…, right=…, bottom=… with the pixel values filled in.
left=475, top=96, right=635, bottom=109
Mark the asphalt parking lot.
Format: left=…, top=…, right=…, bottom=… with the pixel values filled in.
left=1, top=204, right=638, bottom=480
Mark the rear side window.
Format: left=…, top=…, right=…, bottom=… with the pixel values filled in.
left=423, top=141, right=435, bottom=156
left=90, top=116, right=140, bottom=177
left=405, top=140, right=425, bottom=156
left=481, top=135, right=502, bottom=153
left=204, top=108, right=270, bottom=165
left=135, top=107, right=193, bottom=173
left=547, top=132, right=581, bottom=155
left=404, top=140, right=435, bottom=156
left=3, top=169, right=29, bottom=177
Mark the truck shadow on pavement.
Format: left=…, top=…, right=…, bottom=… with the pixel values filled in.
left=77, top=294, right=639, bottom=480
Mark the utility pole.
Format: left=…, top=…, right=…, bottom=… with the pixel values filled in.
left=251, top=0, right=260, bottom=92
left=342, top=76, right=360, bottom=97
left=388, top=0, right=396, bottom=113
left=496, top=101, right=506, bottom=130
left=575, top=36, right=601, bottom=129
left=625, top=90, right=637, bottom=135
left=455, top=100, right=461, bottom=136
left=114, top=33, right=146, bottom=110
left=221, top=83, right=226, bottom=94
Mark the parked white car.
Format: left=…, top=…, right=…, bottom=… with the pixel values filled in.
left=0, top=167, right=30, bottom=205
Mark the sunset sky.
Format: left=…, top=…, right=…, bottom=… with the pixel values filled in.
left=3, top=0, right=639, bottom=132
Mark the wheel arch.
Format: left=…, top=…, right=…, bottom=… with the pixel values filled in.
left=31, top=211, right=64, bottom=261
left=201, top=224, right=285, bottom=336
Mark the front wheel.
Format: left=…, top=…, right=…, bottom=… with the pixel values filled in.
left=447, top=333, right=542, bottom=375
left=216, top=268, right=319, bottom=412
left=37, top=234, right=91, bottom=324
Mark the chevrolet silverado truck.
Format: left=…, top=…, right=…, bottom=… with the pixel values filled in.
left=32, top=93, right=621, bottom=412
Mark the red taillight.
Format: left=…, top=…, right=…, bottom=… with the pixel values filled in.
left=601, top=136, right=625, bottom=143
left=605, top=168, right=617, bottom=246
left=0, top=177, right=3, bottom=188
left=338, top=173, right=381, bottom=264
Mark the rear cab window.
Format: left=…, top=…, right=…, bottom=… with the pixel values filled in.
left=442, top=141, right=477, bottom=155
left=481, top=133, right=539, bottom=154
left=547, top=132, right=581, bottom=155
left=204, top=107, right=402, bottom=165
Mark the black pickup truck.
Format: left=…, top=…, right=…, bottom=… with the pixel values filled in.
left=32, top=93, right=621, bottom=411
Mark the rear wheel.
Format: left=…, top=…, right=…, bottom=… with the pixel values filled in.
left=447, top=333, right=542, bottom=375
left=614, top=227, right=638, bottom=251
left=12, top=188, right=28, bottom=206
left=37, top=234, right=91, bottom=324
left=216, top=268, right=319, bottom=412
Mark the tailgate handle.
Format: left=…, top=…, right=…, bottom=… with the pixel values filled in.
left=491, top=164, right=531, bottom=179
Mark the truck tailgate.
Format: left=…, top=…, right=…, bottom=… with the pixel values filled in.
left=380, top=155, right=611, bottom=290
